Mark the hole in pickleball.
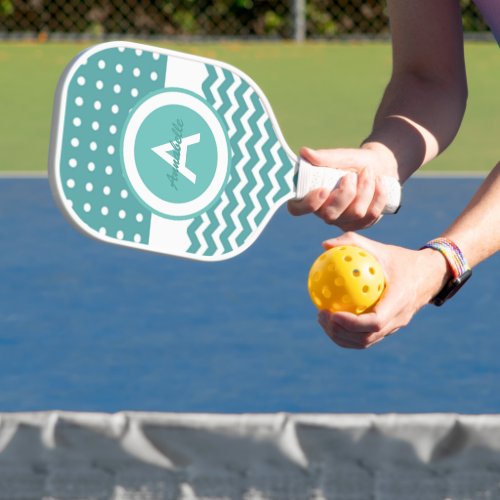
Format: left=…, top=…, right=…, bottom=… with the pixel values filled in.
left=362, top=285, right=369, bottom=293
left=359, top=251, right=367, bottom=257
left=334, top=277, right=344, bottom=287
left=322, top=286, right=332, bottom=299
left=352, top=269, right=360, bottom=277
left=313, top=294, right=322, bottom=308
left=344, top=256, right=352, bottom=262
left=369, top=267, right=376, bottom=275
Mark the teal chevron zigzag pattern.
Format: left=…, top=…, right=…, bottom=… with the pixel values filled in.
left=186, top=65, right=295, bottom=257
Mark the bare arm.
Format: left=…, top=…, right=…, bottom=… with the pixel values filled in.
left=289, top=0, right=468, bottom=225
left=442, top=162, right=500, bottom=267
left=363, top=0, right=468, bottom=181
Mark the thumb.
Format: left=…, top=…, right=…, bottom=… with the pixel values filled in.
left=322, top=231, right=370, bottom=250
left=300, top=147, right=367, bottom=171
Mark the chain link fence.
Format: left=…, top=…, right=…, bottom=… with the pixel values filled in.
left=0, top=0, right=491, bottom=40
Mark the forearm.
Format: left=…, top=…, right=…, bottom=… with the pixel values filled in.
left=361, top=0, right=467, bottom=183
left=441, top=162, right=500, bottom=267
left=362, top=73, right=467, bottom=182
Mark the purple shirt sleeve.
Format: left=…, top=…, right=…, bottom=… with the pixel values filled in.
left=473, top=0, right=500, bottom=44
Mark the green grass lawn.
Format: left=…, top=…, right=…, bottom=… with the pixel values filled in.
left=0, top=40, right=497, bottom=172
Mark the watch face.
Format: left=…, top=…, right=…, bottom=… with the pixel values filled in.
left=432, top=269, right=472, bottom=306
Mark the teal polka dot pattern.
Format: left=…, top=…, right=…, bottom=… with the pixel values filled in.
left=60, top=46, right=167, bottom=245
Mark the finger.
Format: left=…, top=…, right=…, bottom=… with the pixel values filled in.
left=288, top=188, right=330, bottom=216
left=330, top=168, right=378, bottom=231
left=330, top=316, right=391, bottom=349
left=330, top=311, right=385, bottom=335
left=347, top=176, right=387, bottom=230
left=317, top=172, right=357, bottom=223
left=322, top=231, right=369, bottom=250
left=345, top=167, right=376, bottom=220
left=319, top=311, right=373, bottom=349
left=363, top=176, right=387, bottom=223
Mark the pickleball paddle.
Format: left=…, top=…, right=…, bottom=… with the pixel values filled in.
left=49, top=41, right=401, bottom=261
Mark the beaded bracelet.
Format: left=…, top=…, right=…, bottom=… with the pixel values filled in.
left=420, top=237, right=472, bottom=306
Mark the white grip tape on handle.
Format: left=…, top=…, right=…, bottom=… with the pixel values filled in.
left=295, top=159, right=401, bottom=214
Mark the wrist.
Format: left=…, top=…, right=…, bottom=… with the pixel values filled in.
left=418, top=248, right=453, bottom=303
left=360, top=141, right=399, bottom=179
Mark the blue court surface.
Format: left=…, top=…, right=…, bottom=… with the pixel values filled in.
left=0, top=176, right=498, bottom=414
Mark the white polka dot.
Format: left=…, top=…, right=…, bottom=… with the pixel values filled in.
left=150, top=71, right=158, bottom=81
left=101, top=206, right=109, bottom=216
left=113, top=84, right=121, bottom=94
left=118, top=47, right=125, bottom=53
left=135, top=49, right=143, bottom=56
left=103, top=186, right=111, bottom=195
left=105, top=166, right=113, bottom=175
left=153, top=52, right=160, bottom=60
left=120, top=189, right=128, bottom=199
left=71, top=138, right=79, bottom=147
left=111, top=104, right=119, bottom=114
left=88, top=162, right=95, bottom=172
left=92, top=121, right=100, bottom=131
left=109, top=125, right=117, bottom=135
left=131, top=88, right=139, bottom=98
left=117, top=230, right=124, bottom=240
left=133, top=68, right=141, bottom=77
left=67, top=179, right=75, bottom=188
left=99, top=227, right=107, bottom=235
left=69, top=159, right=77, bottom=168
left=77, top=76, right=86, bottom=86
left=73, top=117, right=81, bottom=127
left=98, top=60, right=106, bottom=69
left=96, top=80, right=104, bottom=90
left=116, top=64, right=123, bottom=73
left=136, top=213, right=144, bottom=222
left=90, top=142, right=97, bottom=151
left=94, top=101, right=102, bottom=110
left=134, top=234, right=141, bottom=243
left=83, top=203, right=91, bottom=212
left=85, top=182, right=93, bottom=192
left=119, top=210, right=126, bottom=219
left=107, top=145, right=115, bottom=155
left=75, top=97, right=83, bottom=106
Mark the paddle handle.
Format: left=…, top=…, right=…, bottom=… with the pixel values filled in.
left=295, top=159, right=401, bottom=214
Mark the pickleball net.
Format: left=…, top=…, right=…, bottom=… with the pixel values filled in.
left=1, top=411, right=500, bottom=499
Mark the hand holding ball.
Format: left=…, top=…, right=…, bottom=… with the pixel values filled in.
left=308, top=245, right=385, bottom=314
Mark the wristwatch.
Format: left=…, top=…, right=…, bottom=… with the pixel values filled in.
left=421, top=238, right=472, bottom=306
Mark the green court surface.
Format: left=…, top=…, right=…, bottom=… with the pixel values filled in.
left=0, top=41, right=497, bottom=173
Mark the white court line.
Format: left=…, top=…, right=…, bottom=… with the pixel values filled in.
left=0, top=171, right=48, bottom=178
left=414, top=170, right=487, bottom=178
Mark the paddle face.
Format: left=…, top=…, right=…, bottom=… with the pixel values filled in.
left=49, top=41, right=296, bottom=262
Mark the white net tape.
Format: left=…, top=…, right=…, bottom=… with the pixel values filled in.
left=0, top=412, right=500, bottom=499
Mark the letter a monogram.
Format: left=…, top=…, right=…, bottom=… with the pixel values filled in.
left=152, top=132, right=201, bottom=184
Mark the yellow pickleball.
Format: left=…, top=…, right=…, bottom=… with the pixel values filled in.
left=308, top=245, right=385, bottom=314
